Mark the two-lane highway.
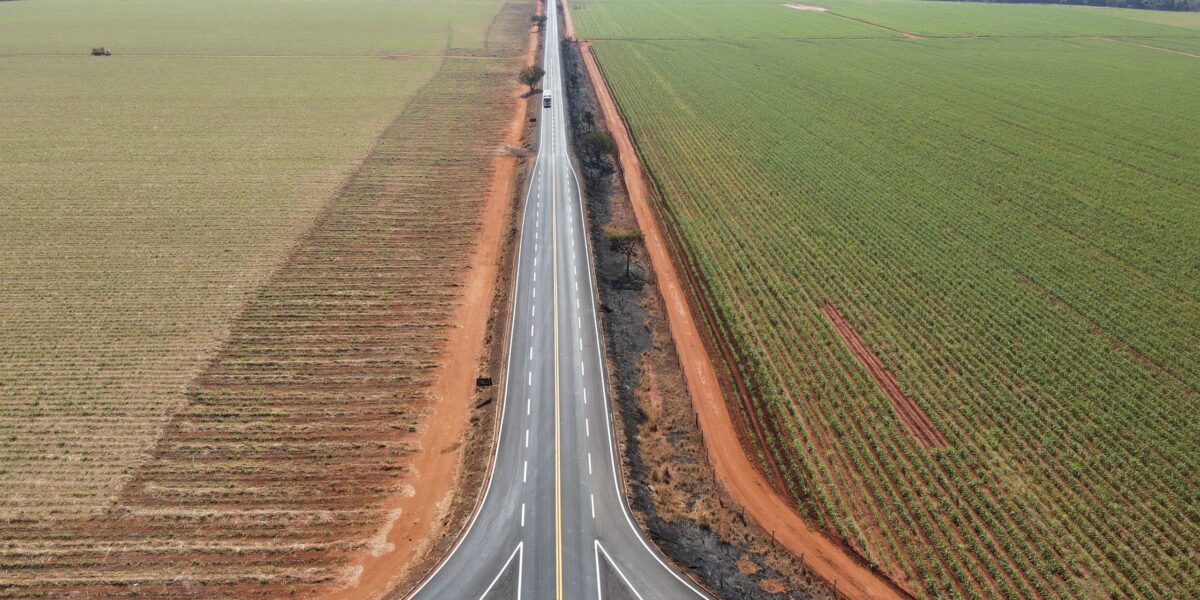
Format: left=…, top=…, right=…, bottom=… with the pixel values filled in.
left=407, top=2, right=710, bottom=598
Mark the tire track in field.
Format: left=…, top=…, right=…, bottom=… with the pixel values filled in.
left=1090, top=36, right=1200, bottom=58
left=818, top=302, right=949, bottom=449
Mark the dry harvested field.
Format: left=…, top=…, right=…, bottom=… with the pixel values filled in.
left=0, top=0, right=531, bottom=596
left=574, top=0, right=1200, bottom=598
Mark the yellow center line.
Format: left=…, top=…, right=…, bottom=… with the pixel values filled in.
left=551, top=111, right=563, bottom=600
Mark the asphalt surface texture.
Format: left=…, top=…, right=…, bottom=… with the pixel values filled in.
left=406, top=3, right=711, bottom=599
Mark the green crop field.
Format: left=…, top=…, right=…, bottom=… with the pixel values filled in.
left=0, top=0, right=530, bottom=595
left=571, top=0, right=892, bottom=39
left=812, top=0, right=1200, bottom=36
left=577, top=0, right=1199, bottom=598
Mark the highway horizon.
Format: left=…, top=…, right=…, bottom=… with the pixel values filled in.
left=405, top=1, right=712, bottom=598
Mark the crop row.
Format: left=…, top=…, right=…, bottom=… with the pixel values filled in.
left=0, top=57, right=519, bottom=598
left=590, top=35, right=1199, bottom=599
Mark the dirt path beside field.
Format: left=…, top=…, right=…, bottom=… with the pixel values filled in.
left=329, top=13, right=539, bottom=600
left=574, top=33, right=908, bottom=600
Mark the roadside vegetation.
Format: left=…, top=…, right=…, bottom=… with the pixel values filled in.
left=574, top=0, right=1200, bottom=597
left=0, top=0, right=530, bottom=595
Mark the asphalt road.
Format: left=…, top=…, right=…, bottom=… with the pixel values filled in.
left=407, top=2, right=710, bottom=599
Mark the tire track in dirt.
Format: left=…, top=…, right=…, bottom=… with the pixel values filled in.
left=570, top=9, right=908, bottom=598
left=818, top=302, right=949, bottom=449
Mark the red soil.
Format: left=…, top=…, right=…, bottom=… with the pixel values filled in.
left=573, top=24, right=908, bottom=600
left=818, top=301, right=949, bottom=449
left=329, top=14, right=540, bottom=600
left=562, top=0, right=576, bottom=38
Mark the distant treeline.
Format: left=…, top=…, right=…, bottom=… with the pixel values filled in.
left=937, top=0, right=1199, bottom=11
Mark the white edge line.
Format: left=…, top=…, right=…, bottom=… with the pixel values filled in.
left=563, top=101, right=711, bottom=598
left=596, top=539, right=646, bottom=600
left=477, top=542, right=523, bottom=600
left=595, top=540, right=604, bottom=600
left=404, top=74, right=547, bottom=597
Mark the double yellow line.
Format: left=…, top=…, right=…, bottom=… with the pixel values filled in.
left=550, top=105, right=564, bottom=600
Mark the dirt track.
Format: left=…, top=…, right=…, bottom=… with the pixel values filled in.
left=329, top=13, right=539, bottom=600
left=819, top=302, right=948, bottom=448
left=573, top=24, right=908, bottom=600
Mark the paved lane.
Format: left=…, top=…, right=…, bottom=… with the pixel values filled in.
left=408, top=2, right=710, bottom=597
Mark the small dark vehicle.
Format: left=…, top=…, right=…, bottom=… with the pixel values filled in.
left=91, top=47, right=112, bottom=56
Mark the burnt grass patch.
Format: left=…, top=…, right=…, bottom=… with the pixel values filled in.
left=562, top=38, right=828, bottom=600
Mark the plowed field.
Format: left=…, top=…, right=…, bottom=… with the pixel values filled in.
left=0, top=0, right=531, bottom=595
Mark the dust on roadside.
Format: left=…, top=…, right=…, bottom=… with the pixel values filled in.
left=560, top=38, right=837, bottom=600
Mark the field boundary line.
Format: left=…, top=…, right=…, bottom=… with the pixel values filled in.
left=823, top=11, right=925, bottom=40
left=1090, top=36, right=1200, bottom=58
left=572, top=24, right=912, bottom=600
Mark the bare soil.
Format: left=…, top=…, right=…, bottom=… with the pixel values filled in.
left=565, top=3, right=912, bottom=595
left=783, top=4, right=829, bottom=12
left=818, top=302, right=949, bottom=449
left=331, top=7, right=542, bottom=600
